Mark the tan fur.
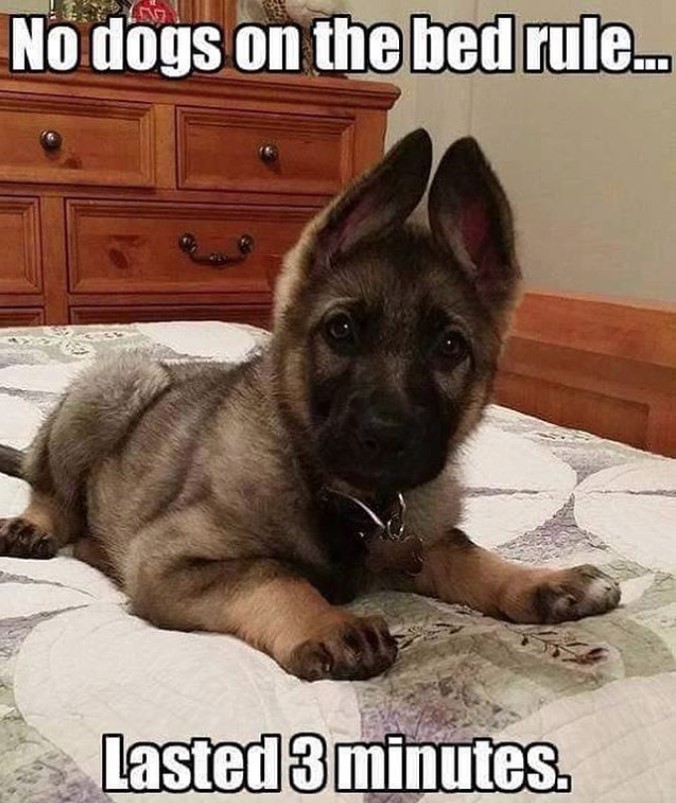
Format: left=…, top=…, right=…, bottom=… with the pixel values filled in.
left=21, top=492, right=59, bottom=538
left=413, top=531, right=620, bottom=624
left=413, top=532, right=561, bottom=619
left=274, top=225, right=318, bottom=328
left=73, top=537, right=114, bottom=575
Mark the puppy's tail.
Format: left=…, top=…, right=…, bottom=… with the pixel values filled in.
left=0, top=444, right=24, bottom=479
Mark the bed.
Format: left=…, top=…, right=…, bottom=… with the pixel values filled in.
left=0, top=321, right=674, bottom=803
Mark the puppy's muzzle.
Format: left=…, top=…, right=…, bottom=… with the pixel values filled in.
left=355, top=409, right=416, bottom=460
left=350, top=396, right=425, bottom=463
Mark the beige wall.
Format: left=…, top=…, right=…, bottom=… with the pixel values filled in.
left=350, top=1, right=675, bottom=302
left=472, top=0, right=676, bottom=302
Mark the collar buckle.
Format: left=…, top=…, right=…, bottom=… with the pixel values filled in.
left=385, top=493, right=406, bottom=541
left=323, top=488, right=408, bottom=543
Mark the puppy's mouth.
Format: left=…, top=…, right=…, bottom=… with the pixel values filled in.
left=317, top=430, right=447, bottom=494
left=310, top=388, right=455, bottom=494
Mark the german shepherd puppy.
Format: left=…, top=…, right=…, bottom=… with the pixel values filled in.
left=0, top=131, right=620, bottom=680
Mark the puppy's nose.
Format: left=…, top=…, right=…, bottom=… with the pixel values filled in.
left=356, top=410, right=412, bottom=459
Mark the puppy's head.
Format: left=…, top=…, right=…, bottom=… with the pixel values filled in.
left=272, top=130, right=521, bottom=495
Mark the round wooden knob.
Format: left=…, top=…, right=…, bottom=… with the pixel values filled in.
left=258, top=143, right=279, bottom=164
left=40, top=129, right=63, bottom=152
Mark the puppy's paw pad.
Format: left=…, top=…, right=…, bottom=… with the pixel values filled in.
left=535, top=564, right=621, bottom=623
left=0, top=518, right=57, bottom=559
left=287, top=616, right=397, bottom=682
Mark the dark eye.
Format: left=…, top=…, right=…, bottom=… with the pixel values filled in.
left=436, top=330, right=469, bottom=365
left=323, top=310, right=357, bottom=348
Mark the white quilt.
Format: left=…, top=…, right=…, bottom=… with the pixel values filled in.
left=0, top=322, right=674, bottom=803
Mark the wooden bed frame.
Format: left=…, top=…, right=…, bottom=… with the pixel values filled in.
left=494, top=292, right=676, bottom=457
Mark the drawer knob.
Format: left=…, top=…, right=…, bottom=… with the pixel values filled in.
left=40, top=129, right=63, bottom=152
left=178, top=232, right=254, bottom=268
left=258, top=143, right=279, bottom=164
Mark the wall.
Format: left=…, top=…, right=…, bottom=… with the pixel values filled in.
left=349, top=1, right=676, bottom=303
left=471, top=0, right=676, bottom=302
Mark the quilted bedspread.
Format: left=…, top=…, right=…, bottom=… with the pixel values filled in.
left=0, top=322, right=674, bottom=803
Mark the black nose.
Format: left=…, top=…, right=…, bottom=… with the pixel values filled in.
left=355, top=409, right=413, bottom=459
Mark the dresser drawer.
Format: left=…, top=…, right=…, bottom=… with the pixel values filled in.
left=0, top=95, right=155, bottom=187
left=67, top=200, right=316, bottom=294
left=0, top=308, right=44, bottom=327
left=70, top=303, right=271, bottom=328
left=177, top=106, right=354, bottom=194
left=0, top=196, right=41, bottom=293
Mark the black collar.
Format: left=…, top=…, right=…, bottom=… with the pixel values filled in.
left=318, top=486, right=424, bottom=576
left=318, top=487, right=406, bottom=544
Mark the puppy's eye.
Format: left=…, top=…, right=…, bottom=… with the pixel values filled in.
left=436, top=330, right=469, bottom=365
left=323, top=311, right=357, bottom=348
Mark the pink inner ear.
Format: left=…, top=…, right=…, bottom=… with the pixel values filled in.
left=324, top=196, right=382, bottom=258
left=460, top=199, right=490, bottom=265
left=341, top=201, right=376, bottom=248
left=460, top=199, right=502, bottom=284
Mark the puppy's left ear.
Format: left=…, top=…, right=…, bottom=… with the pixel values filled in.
left=315, top=127, right=433, bottom=264
left=428, top=137, right=521, bottom=312
left=274, top=129, right=432, bottom=326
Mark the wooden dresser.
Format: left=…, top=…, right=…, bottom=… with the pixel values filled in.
left=0, top=17, right=398, bottom=329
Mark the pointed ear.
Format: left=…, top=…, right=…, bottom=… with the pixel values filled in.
left=273, top=129, right=432, bottom=327
left=314, top=128, right=433, bottom=265
left=428, top=137, right=521, bottom=310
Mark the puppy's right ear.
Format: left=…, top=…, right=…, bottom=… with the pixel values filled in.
left=428, top=137, right=521, bottom=315
left=312, top=128, right=433, bottom=267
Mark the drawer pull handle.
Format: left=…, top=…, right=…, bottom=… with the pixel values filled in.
left=178, top=232, right=254, bottom=267
left=258, top=143, right=279, bottom=164
left=40, top=129, right=63, bottom=152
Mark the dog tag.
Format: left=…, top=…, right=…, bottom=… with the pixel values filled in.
left=365, top=536, right=424, bottom=576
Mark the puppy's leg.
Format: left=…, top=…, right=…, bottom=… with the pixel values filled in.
left=228, top=570, right=398, bottom=681
left=2, top=401, right=83, bottom=560
left=136, top=562, right=397, bottom=681
left=2, top=353, right=171, bottom=562
left=0, top=491, right=72, bottom=559
left=125, top=522, right=397, bottom=681
left=73, top=538, right=117, bottom=579
left=414, top=529, right=620, bottom=624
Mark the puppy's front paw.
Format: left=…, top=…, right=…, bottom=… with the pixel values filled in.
left=286, top=615, right=398, bottom=682
left=532, top=564, right=621, bottom=624
left=0, top=517, right=56, bottom=559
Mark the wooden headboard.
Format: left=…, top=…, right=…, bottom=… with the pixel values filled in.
left=494, top=292, right=676, bottom=457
